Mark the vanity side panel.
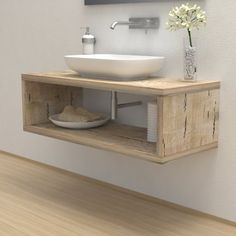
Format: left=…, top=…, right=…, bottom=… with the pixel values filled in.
left=22, top=80, right=83, bottom=127
left=160, top=89, right=219, bottom=157
left=156, top=96, right=165, bottom=158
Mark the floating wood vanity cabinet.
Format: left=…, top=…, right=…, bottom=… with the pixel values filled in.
left=22, top=71, right=220, bottom=164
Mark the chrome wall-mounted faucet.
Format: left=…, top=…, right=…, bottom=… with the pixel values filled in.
left=110, top=17, right=159, bottom=31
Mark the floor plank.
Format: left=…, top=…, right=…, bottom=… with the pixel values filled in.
left=0, top=152, right=235, bottom=236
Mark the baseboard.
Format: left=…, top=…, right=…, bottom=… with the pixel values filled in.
left=0, top=149, right=235, bottom=226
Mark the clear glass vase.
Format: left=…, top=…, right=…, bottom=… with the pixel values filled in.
left=183, top=42, right=197, bottom=81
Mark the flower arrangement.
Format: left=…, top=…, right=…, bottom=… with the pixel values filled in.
left=166, top=3, right=207, bottom=47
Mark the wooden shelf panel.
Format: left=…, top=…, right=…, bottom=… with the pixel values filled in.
left=24, top=122, right=218, bottom=164
left=24, top=122, right=160, bottom=163
left=22, top=71, right=220, bottom=96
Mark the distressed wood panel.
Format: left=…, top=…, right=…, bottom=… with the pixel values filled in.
left=22, top=74, right=220, bottom=163
left=22, top=81, right=83, bottom=126
left=160, top=89, right=220, bottom=157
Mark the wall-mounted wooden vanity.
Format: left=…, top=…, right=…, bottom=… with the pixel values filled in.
left=22, top=71, right=220, bottom=164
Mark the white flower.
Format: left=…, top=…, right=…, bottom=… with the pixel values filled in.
left=167, top=3, right=207, bottom=32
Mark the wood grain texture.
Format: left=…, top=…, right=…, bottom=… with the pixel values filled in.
left=24, top=123, right=218, bottom=164
left=159, top=89, right=220, bottom=157
left=156, top=96, right=165, bottom=157
left=22, top=71, right=220, bottom=96
left=22, top=76, right=220, bottom=163
left=24, top=122, right=158, bottom=162
left=0, top=152, right=235, bottom=236
left=23, top=80, right=83, bottom=126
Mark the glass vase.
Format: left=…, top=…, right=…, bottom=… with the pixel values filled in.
left=183, top=43, right=197, bottom=81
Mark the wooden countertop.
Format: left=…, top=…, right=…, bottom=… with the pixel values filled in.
left=22, top=71, right=220, bottom=96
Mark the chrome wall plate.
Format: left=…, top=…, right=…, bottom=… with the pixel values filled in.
left=129, top=17, right=159, bottom=29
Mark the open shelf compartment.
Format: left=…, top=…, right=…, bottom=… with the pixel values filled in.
left=22, top=80, right=159, bottom=162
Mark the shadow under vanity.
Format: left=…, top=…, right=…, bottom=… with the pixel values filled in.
left=22, top=71, right=220, bottom=164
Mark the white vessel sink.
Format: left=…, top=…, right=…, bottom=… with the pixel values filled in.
left=64, top=54, right=164, bottom=80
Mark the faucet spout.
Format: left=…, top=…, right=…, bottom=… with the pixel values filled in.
left=110, top=21, right=134, bottom=30
left=110, top=21, right=118, bottom=30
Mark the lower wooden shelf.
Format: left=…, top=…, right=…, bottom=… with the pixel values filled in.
left=24, top=122, right=218, bottom=164
left=24, top=122, right=160, bottom=163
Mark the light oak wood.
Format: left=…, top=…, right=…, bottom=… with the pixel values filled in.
left=22, top=73, right=220, bottom=163
left=22, top=71, right=220, bottom=96
left=24, top=122, right=157, bottom=162
left=0, top=151, right=235, bottom=236
left=159, top=89, right=220, bottom=157
left=157, top=96, right=165, bottom=157
left=22, top=80, right=83, bottom=126
left=24, top=122, right=218, bottom=163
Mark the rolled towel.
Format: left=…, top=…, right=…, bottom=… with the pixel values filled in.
left=58, top=105, right=102, bottom=122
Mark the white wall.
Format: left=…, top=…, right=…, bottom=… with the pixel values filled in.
left=0, top=0, right=236, bottom=222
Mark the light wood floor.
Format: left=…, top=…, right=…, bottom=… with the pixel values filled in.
left=0, top=152, right=235, bottom=236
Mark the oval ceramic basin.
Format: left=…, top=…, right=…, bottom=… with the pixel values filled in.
left=64, top=54, right=164, bottom=80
